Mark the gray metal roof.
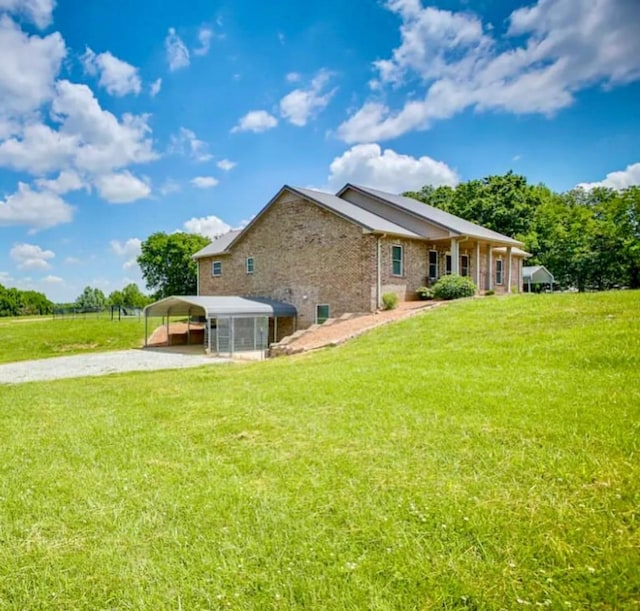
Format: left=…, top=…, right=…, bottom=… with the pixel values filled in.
left=193, top=230, right=242, bottom=259
left=342, top=184, right=523, bottom=246
left=144, top=295, right=297, bottom=317
left=290, top=186, right=422, bottom=238
left=523, top=265, right=554, bottom=282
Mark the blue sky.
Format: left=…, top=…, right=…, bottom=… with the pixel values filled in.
left=1, top=0, right=639, bottom=302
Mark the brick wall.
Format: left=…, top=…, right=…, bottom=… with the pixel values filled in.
left=198, top=194, right=376, bottom=328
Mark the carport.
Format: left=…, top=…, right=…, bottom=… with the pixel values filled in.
left=144, top=296, right=297, bottom=357
left=523, top=265, right=555, bottom=292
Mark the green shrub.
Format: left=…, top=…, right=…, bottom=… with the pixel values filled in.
left=485, top=289, right=495, bottom=296
left=432, top=274, right=477, bottom=300
left=416, top=286, right=434, bottom=300
left=381, top=292, right=399, bottom=310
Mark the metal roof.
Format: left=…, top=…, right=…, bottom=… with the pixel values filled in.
left=523, top=265, right=554, bottom=282
left=290, top=186, right=422, bottom=238
left=144, top=295, right=297, bottom=318
left=341, top=184, right=524, bottom=246
left=193, top=230, right=242, bottom=259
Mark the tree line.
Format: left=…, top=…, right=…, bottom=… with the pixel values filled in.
left=64, top=283, right=151, bottom=312
left=406, top=172, right=640, bottom=291
left=0, top=285, right=53, bottom=317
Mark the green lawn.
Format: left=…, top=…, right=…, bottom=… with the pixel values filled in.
left=0, top=292, right=638, bottom=609
left=0, top=314, right=150, bottom=363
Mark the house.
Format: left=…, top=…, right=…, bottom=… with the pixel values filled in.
left=192, top=183, right=529, bottom=334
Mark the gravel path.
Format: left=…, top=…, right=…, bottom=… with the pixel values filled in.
left=0, top=349, right=229, bottom=385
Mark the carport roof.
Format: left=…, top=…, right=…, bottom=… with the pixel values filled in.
left=144, top=296, right=297, bottom=318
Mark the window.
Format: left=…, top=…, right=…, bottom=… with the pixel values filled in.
left=316, top=304, right=330, bottom=324
left=429, top=250, right=438, bottom=280
left=445, top=254, right=452, bottom=275
left=246, top=257, right=254, bottom=274
left=496, top=259, right=504, bottom=285
left=391, top=245, right=403, bottom=276
left=212, top=261, right=222, bottom=277
left=461, top=254, right=470, bottom=277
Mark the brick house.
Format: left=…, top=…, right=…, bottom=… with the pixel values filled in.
left=193, top=183, right=528, bottom=332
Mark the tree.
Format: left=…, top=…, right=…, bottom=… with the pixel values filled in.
left=137, top=232, right=210, bottom=299
left=121, top=283, right=150, bottom=308
left=108, top=290, right=124, bottom=307
left=75, top=286, right=107, bottom=311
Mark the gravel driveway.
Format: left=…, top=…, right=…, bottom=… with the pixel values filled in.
left=0, top=348, right=229, bottom=385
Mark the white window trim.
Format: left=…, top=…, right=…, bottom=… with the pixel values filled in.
left=429, top=249, right=439, bottom=280
left=391, top=244, right=404, bottom=277
left=496, top=258, right=504, bottom=285
left=212, top=260, right=222, bottom=277
left=246, top=256, right=254, bottom=275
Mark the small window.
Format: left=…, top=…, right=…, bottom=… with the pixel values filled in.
left=246, top=257, right=254, bottom=274
left=496, top=259, right=504, bottom=285
left=212, top=261, right=222, bottom=277
left=445, top=254, right=452, bottom=275
left=428, top=250, right=438, bottom=280
left=316, top=304, right=330, bottom=324
left=461, top=254, right=470, bottom=277
left=391, top=245, right=403, bottom=276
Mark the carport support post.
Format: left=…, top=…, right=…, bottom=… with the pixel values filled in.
left=144, top=312, right=148, bottom=347
left=207, top=317, right=212, bottom=353
left=166, top=307, right=171, bottom=346
left=187, top=307, right=191, bottom=345
left=274, top=316, right=278, bottom=344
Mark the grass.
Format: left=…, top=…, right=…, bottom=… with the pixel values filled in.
left=0, top=314, right=151, bottom=364
left=0, top=291, right=639, bottom=609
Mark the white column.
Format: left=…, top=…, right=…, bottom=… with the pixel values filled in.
left=451, top=238, right=460, bottom=275
left=506, top=246, right=513, bottom=293
left=475, top=242, right=481, bottom=292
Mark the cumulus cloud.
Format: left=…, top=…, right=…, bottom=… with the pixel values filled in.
left=110, top=237, right=142, bottom=271
left=0, top=0, right=56, bottom=29
left=190, top=176, right=219, bottom=189
left=578, top=162, right=640, bottom=190
left=165, top=27, right=190, bottom=71
left=193, top=26, right=213, bottom=56
left=280, top=69, right=336, bottom=127
left=42, top=274, right=63, bottom=283
left=10, top=242, right=55, bottom=270
left=216, top=159, right=236, bottom=171
left=94, top=171, right=151, bottom=203
left=81, top=47, right=141, bottom=97
left=36, top=170, right=85, bottom=194
left=183, top=215, right=231, bottom=239
left=158, top=179, right=181, bottom=195
left=231, top=110, right=278, bottom=133
left=168, top=127, right=212, bottom=161
left=0, top=182, right=73, bottom=231
left=327, top=143, right=459, bottom=193
left=149, top=77, right=162, bottom=97
left=338, top=0, right=640, bottom=143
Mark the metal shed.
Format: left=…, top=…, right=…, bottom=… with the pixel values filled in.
left=144, top=296, right=297, bottom=357
left=523, top=266, right=555, bottom=292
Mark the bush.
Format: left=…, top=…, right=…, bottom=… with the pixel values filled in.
left=485, top=289, right=495, bottom=296
left=381, top=292, right=399, bottom=310
left=416, top=286, right=434, bottom=300
left=432, top=274, right=477, bottom=300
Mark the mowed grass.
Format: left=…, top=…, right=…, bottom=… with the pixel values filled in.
left=0, top=314, right=149, bottom=363
left=0, top=292, right=638, bottom=609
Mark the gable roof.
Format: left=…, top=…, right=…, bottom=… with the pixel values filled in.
left=339, top=184, right=523, bottom=247
left=193, top=229, right=242, bottom=259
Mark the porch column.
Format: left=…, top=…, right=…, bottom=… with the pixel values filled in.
left=451, top=237, right=460, bottom=275
left=506, top=246, right=513, bottom=293
left=475, top=242, right=481, bottom=292
left=487, top=247, right=493, bottom=291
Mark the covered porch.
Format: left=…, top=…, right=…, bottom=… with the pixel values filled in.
left=143, top=296, right=297, bottom=358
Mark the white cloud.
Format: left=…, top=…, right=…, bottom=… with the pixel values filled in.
left=0, top=15, right=66, bottom=123
left=158, top=179, right=181, bottom=195
left=216, top=159, right=236, bottom=171
left=0, top=271, right=14, bottom=284
left=0, top=0, right=56, bottom=29
left=183, top=215, right=231, bottom=239
left=190, top=176, right=219, bottom=189
left=193, top=26, right=213, bottom=56
left=150, top=77, right=162, bottom=97
left=286, top=72, right=301, bottom=83
left=64, top=256, right=80, bottom=264
left=327, top=143, right=459, bottom=193
left=280, top=69, right=337, bottom=127
left=110, top=237, right=141, bottom=271
left=578, top=162, right=640, bottom=190
left=42, top=274, right=63, bottom=283
left=168, top=127, right=212, bottom=161
left=231, top=110, right=278, bottom=133
left=165, top=27, right=190, bottom=71
left=36, top=170, right=85, bottom=194
left=10, top=242, right=55, bottom=270
left=94, top=171, right=151, bottom=203
left=338, top=0, right=640, bottom=143
left=0, top=182, right=73, bottom=231
left=81, top=47, right=141, bottom=97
